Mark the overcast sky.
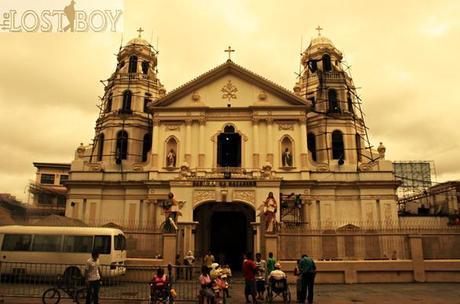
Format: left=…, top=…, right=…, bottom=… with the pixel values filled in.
left=0, top=0, right=459, bottom=202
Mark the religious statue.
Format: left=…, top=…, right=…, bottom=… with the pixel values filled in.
left=258, top=192, right=277, bottom=232
left=162, top=192, right=185, bottom=232
left=377, top=142, right=386, bottom=160
left=179, top=162, right=192, bottom=179
left=167, top=148, right=176, bottom=167
left=261, top=162, right=274, bottom=179
left=282, top=148, right=293, bottom=167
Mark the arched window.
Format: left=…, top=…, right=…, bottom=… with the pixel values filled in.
left=105, top=93, right=112, bottom=113
left=308, top=60, right=317, bottom=73
left=141, top=61, right=149, bottom=74
left=355, top=133, right=362, bottom=162
left=328, top=89, right=339, bottom=112
left=217, top=125, right=241, bottom=167
left=128, top=55, right=138, bottom=73
left=307, top=132, right=317, bottom=162
left=116, top=130, right=128, bottom=162
left=144, top=93, right=152, bottom=113
left=142, top=133, right=152, bottom=162
left=322, top=54, right=332, bottom=72
left=122, top=90, right=132, bottom=113
left=97, top=133, right=104, bottom=161
left=347, top=92, right=353, bottom=113
left=332, top=130, right=344, bottom=160
left=224, top=125, right=235, bottom=133
left=165, top=137, right=178, bottom=167
left=281, top=136, right=294, bottom=167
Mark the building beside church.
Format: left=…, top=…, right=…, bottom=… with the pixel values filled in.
left=29, top=162, right=69, bottom=210
left=66, top=33, right=400, bottom=266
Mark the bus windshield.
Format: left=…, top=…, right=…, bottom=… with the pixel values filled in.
left=114, top=234, right=126, bottom=251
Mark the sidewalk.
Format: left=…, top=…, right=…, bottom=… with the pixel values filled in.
left=2, top=283, right=460, bottom=303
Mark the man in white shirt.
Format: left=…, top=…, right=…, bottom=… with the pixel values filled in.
left=268, top=262, right=286, bottom=281
left=85, top=250, right=101, bottom=304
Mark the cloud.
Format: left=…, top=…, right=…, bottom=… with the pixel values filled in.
left=1, top=0, right=460, bottom=201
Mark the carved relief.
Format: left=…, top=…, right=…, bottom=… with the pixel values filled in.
left=261, top=162, right=274, bottom=179
left=359, top=162, right=377, bottom=171
left=258, top=90, right=267, bottom=101
left=192, top=91, right=200, bottom=101
left=233, top=190, right=255, bottom=204
left=165, top=124, right=181, bottom=131
left=384, top=203, right=393, bottom=221
left=88, top=162, right=103, bottom=172
left=132, top=163, right=144, bottom=172
left=315, top=162, right=330, bottom=172
left=221, top=80, right=238, bottom=101
left=193, top=190, right=216, bottom=205
left=278, top=122, right=294, bottom=131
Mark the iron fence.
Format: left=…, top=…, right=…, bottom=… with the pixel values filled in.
left=0, top=262, right=204, bottom=302
left=278, top=222, right=460, bottom=261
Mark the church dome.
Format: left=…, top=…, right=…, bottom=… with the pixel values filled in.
left=303, top=35, right=342, bottom=60
left=126, top=37, right=150, bottom=46
left=309, top=36, right=334, bottom=47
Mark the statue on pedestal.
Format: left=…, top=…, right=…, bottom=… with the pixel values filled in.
left=162, top=192, right=185, bottom=232
left=258, top=192, right=278, bottom=232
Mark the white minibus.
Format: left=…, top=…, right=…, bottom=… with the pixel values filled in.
left=0, top=225, right=127, bottom=279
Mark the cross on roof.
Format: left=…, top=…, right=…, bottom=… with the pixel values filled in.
left=315, top=25, right=323, bottom=36
left=224, top=46, right=235, bottom=61
left=137, top=27, right=144, bottom=38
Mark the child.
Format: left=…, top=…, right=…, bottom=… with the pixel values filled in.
left=220, top=264, right=232, bottom=298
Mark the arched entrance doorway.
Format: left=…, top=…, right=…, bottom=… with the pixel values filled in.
left=217, top=125, right=241, bottom=167
left=194, top=202, right=255, bottom=270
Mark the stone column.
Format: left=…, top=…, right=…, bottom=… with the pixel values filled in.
left=252, top=118, right=260, bottom=168
left=184, top=120, right=192, bottom=165
left=409, top=234, right=426, bottom=282
left=265, top=234, right=278, bottom=261
left=151, top=119, right=160, bottom=169
left=299, top=117, right=308, bottom=169
left=198, top=119, right=205, bottom=168
left=266, top=119, right=274, bottom=164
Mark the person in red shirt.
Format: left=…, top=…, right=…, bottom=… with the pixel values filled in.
left=242, top=252, right=258, bottom=304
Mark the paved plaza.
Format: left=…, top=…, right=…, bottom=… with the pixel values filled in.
left=2, top=283, right=460, bottom=303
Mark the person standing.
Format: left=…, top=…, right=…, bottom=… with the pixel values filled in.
left=184, top=250, right=195, bottom=280
left=199, top=265, right=215, bottom=304
left=266, top=252, right=276, bottom=275
left=255, top=253, right=266, bottom=300
left=298, top=254, right=316, bottom=304
left=84, top=249, right=101, bottom=304
left=203, top=250, right=215, bottom=271
left=242, top=252, right=258, bottom=304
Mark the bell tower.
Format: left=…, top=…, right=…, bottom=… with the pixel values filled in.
left=295, top=30, right=375, bottom=169
left=89, top=30, right=166, bottom=169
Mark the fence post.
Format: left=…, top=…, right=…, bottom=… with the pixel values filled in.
left=408, top=234, right=426, bottom=282
left=163, top=233, right=177, bottom=265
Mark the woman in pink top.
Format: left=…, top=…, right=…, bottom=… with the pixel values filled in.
left=199, top=266, right=215, bottom=304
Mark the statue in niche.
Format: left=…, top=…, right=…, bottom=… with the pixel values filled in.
left=258, top=192, right=277, bottom=232
left=166, top=148, right=176, bottom=167
left=282, top=147, right=293, bottom=167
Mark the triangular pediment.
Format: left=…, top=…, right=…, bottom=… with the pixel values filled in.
left=153, top=60, right=309, bottom=109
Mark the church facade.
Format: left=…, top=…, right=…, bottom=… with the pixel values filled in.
left=66, top=33, right=399, bottom=263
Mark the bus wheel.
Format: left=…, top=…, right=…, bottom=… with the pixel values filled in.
left=63, top=267, right=83, bottom=285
